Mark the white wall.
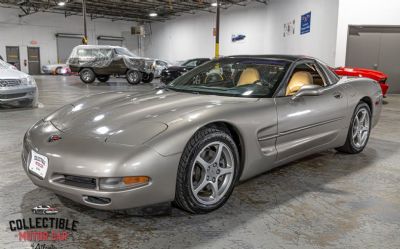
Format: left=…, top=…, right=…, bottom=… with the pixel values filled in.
left=335, top=0, right=400, bottom=66
left=0, top=7, right=137, bottom=73
left=144, top=0, right=339, bottom=65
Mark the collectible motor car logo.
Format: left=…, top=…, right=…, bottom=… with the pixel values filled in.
left=32, top=205, right=59, bottom=215
left=7, top=205, right=79, bottom=247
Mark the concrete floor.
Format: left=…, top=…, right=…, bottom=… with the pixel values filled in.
left=1, top=75, right=399, bottom=249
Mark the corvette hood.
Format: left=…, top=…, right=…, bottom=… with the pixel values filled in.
left=336, top=67, right=387, bottom=80
left=46, top=90, right=257, bottom=143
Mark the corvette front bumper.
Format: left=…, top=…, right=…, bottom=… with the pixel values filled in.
left=22, top=120, right=181, bottom=210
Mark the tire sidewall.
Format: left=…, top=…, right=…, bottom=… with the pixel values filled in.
left=349, top=103, right=372, bottom=153
left=182, top=131, right=239, bottom=212
left=80, top=68, right=95, bottom=83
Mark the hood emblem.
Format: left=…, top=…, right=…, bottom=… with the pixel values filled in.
left=48, top=135, right=62, bottom=142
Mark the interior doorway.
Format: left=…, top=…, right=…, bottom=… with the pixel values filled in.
left=346, top=26, right=400, bottom=94
left=6, top=46, right=20, bottom=70
left=27, top=47, right=41, bottom=75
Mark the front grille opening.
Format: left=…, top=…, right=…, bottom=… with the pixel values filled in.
left=52, top=174, right=97, bottom=189
left=0, top=79, right=21, bottom=87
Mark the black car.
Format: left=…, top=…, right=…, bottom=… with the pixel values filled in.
left=160, top=58, right=210, bottom=84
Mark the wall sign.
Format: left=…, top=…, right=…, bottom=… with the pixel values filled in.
left=283, top=19, right=295, bottom=37
left=301, top=11, right=311, bottom=35
left=231, top=34, right=246, bottom=42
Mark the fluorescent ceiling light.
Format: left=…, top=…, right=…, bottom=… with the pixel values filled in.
left=57, top=1, right=66, bottom=6
left=149, top=12, right=158, bottom=17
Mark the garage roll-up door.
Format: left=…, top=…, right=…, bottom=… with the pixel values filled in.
left=97, top=36, right=124, bottom=46
left=56, top=33, right=83, bottom=63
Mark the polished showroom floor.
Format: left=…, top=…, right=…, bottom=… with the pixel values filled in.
left=1, top=76, right=399, bottom=249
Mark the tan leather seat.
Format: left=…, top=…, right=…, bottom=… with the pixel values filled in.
left=237, top=68, right=260, bottom=86
left=286, top=71, right=313, bottom=96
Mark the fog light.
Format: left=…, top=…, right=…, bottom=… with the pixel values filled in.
left=99, top=176, right=150, bottom=191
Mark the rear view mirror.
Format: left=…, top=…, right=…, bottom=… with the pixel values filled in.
left=291, top=84, right=322, bottom=100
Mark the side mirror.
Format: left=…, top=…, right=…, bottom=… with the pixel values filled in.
left=291, top=84, right=322, bottom=100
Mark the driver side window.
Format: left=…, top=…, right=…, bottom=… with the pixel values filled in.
left=285, top=62, right=327, bottom=96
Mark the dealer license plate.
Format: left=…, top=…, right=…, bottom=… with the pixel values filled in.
left=29, top=150, right=48, bottom=179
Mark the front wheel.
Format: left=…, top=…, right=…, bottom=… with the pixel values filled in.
left=142, top=73, right=154, bottom=83
left=126, top=70, right=142, bottom=85
left=174, top=126, right=240, bottom=214
left=336, top=102, right=371, bottom=154
left=79, top=68, right=96, bottom=84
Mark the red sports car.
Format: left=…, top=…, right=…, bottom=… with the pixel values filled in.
left=334, top=67, right=389, bottom=97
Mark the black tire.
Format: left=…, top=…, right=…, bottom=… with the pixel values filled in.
left=142, top=73, right=154, bottom=83
left=79, top=68, right=96, bottom=84
left=97, top=75, right=110, bottom=82
left=174, top=126, right=240, bottom=214
left=336, top=102, right=371, bottom=154
left=126, top=70, right=142, bottom=85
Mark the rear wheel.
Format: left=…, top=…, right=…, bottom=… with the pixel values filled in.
left=80, top=68, right=96, bottom=84
left=126, top=70, right=142, bottom=85
left=174, top=126, right=239, bottom=214
left=97, top=75, right=110, bottom=82
left=336, top=102, right=371, bottom=154
left=142, top=73, right=154, bottom=83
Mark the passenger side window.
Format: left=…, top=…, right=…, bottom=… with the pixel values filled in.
left=285, top=62, right=327, bottom=96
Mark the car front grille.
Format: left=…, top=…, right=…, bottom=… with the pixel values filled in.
left=0, top=79, right=21, bottom=87
left=0, top=93, right=26, bottom=99
left=53, top=174, right=97, bottom=189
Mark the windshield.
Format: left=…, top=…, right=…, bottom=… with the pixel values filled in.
left=115, top=47, right=137, bottom=57
left=168, top=58, right=290, bottom=98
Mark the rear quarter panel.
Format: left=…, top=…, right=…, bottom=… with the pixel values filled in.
left=340, top=77, right=382, bottom=128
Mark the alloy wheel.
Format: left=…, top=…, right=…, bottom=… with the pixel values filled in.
left=352, top=108, right=370, bottom=148
left=190, top=141, right=235, bottom=205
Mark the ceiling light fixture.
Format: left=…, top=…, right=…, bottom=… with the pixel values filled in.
left=149, top=12, right=158, bottom=17
left=57, top=1, right=66, bottom=6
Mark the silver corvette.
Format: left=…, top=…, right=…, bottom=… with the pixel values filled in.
left=22, top=55, right=382, bottom=213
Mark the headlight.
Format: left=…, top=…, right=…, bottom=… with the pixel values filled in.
left=21, top=76, right=36, bottom=86
left=99, top=176, right=150, bottom=191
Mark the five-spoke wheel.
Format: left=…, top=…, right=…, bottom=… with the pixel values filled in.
left=174, top=126, right=239, bottom=213
left=190, top=142, right=234, bottom=205
left=351, top=108, right=370, bottom=149
left=336, top=101, right=371, bottom=154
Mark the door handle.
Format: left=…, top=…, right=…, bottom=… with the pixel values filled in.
left=333, top=92, right=343, bottom=99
